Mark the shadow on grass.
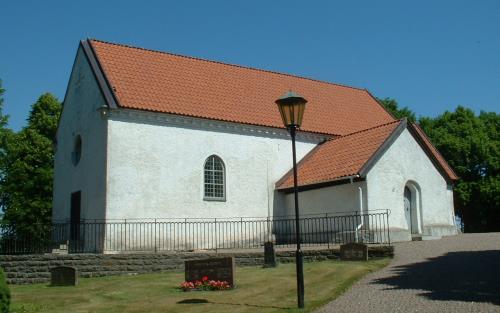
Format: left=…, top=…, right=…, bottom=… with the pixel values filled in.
left=373, top=250, right=500, bottom=305
left=177, top=299, right=210, bottom=304
left=177, top=298, right=291, bottom=310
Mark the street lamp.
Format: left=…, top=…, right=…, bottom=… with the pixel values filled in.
left=275, top=91, right=307, bottom=309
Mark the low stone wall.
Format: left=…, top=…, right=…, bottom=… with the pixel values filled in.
left=0, top=246, right=393, bottom=284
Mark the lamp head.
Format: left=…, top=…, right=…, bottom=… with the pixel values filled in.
left=275, top=91, right=307, bottom=129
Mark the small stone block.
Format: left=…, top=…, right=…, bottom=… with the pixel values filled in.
left=340, top=243, right=368, bottom=261
left=264, top=241, right=277, bottom=267
left=50, top=266, right=78, bottom=286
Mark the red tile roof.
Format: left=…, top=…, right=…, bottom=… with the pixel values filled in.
left=276, top=120, right=403, bottom=190
left=82, top=39, right=457, bottom=186
left=88, top=39, right=394, bottom=136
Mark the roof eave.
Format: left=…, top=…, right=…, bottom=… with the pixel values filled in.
left=81, top=39, right=119, bottom=109
left=277, top=175, right=364, bottom=194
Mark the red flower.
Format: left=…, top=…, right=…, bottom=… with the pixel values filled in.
left=180, top=279, right=231, bottom=291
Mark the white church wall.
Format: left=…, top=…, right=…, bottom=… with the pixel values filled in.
left=53, top=46, right=108, bottom=222
left=103, top=111, right=323, bottom=250
left=279, top=181, right=369, bottom=244
left=283, top=181, right=367, bottom=217
left=366, top=128, right=456, bottom=241
left=105, top=110, right=322, bottom=221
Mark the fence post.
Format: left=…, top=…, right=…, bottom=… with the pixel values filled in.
left=184, top=218, right=187, bottom=250
left=386, top=210, right=391, bottom=245
left=215, top=218, right=218, bottom=253
left=325, top=213, right=330, bottom=249
left=124, top=219, right=127, bottom=252
left=266, top=216, right=270, bottom=243
left=154, top=219, right=157, bottom=253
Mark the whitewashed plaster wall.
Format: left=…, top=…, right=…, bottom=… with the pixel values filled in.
left=366, top=128, right=456, bottom=240
left=52, top=46, right=108, bottom=222
left=277, top=182, right=369, bottom=244
left=283, top=181, right=367, bottom=217
left=105, top=110, right=323, bottom=220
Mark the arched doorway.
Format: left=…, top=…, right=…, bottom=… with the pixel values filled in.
left=404, top=183, right=421, bottom=234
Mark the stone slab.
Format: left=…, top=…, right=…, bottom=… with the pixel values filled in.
left=50, top=266, right=78, bottom=286
left=185, top=257, right=234, bottom=286
left=340, top=243, right=368, bottom=261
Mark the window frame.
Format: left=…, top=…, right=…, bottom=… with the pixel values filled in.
left=203, top=155, right=226, bottom=202
left=72, top=135, right=82, bottom=166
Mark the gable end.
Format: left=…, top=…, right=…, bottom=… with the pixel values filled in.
left=407, top=123, right=458, bottom=183
left=358, top=118, right=408, bottom=177
left=81, top=40, right=118, bottom=109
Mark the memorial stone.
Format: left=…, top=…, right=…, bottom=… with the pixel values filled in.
left=185, top=257, right=235, bottom=286
left=340, top=243, right=368, bottom=261
left=50, top=266, right=78, bottom=286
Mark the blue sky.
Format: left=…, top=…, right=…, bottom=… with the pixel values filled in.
left=1, top=0, right=499, bottom=130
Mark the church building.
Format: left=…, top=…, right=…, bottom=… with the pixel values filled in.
left=53, top=39, right=458, bottom=248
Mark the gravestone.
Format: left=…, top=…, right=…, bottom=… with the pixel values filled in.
left=340, top=243, right=368, bottom=261
left=185, top=257, right=235, bottom=286
left=50, top=266, right=78, bottom=286
left=264, top=241, right=277, bottom=267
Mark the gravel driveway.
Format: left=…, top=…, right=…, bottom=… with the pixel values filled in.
left=316, top=233, right=500, bottom=313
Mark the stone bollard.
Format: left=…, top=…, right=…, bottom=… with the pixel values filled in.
left=264, top=241, right=277, bottom=267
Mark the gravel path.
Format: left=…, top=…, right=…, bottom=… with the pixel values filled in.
left=316, top=233, right=500, bottom=313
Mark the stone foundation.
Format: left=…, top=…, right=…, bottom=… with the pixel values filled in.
left=0, top=246, right=393, bottom=284
left=389, top=225, right=458, bottom=242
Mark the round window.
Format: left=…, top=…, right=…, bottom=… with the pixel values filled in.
left=72, top=135, right=82, bottom=166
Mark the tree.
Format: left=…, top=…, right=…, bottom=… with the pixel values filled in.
left=0, top=81, right=9, bottom=130
left=0, top=93, right=61, bottom=239
left=0, top=81, right=13, bottom=219
left=378, top=97, right=417, bottom=123
left=419, top=107, right=500, bottom=232
left=0, top=81, right=12, bottom=168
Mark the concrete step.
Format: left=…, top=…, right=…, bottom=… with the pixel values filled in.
left=411, top=235, right=423, bottom=241
left=422, top=235, right=442, bottom=241
left=411, top=234, right=442, bottom=241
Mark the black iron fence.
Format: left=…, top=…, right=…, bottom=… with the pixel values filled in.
left=0, top=210, right=390, bottom=255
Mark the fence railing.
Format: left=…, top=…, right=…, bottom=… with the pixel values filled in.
left=0, top=210, right=390, bottom=255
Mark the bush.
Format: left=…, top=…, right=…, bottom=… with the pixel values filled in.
left=0, top=268, right=10, bottom=313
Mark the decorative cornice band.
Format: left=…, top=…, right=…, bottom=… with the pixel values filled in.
left=108, top=108, right=330, bottom=143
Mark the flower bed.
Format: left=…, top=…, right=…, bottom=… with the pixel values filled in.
left=180, top=276, right=231, bottom=291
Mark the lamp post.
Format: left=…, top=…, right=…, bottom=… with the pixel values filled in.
left=275, top=91, right=307, bottom=309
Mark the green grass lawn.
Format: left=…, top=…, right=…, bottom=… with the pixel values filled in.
left=10, top=259, right=390, bottom=313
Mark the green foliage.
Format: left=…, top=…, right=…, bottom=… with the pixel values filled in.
left=419, top=106, right=500, bottom=232
left=0, top=268, right=10, bottom=313
left=0, top=80, right=8, bottom=128
left=0, top=81, right=13, bottom=169
left=377, top=97, right=417, bottom=123
left=0, top=93, right=61, bottom=239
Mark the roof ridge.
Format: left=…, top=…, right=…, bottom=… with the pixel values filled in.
left=88, top=38, right=368, bottom=93
left=326, top=118, right=402, bottom=141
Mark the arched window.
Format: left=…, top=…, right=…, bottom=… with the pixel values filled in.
left=72, top=135, right=82, bottom=166
left=204, top=155, right=225, bottom=201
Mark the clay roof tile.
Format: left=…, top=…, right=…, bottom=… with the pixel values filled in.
left=88, top=39, right=394, bottom=136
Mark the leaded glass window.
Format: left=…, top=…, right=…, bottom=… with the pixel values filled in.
left=204, top=155, right=225, bottom=200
